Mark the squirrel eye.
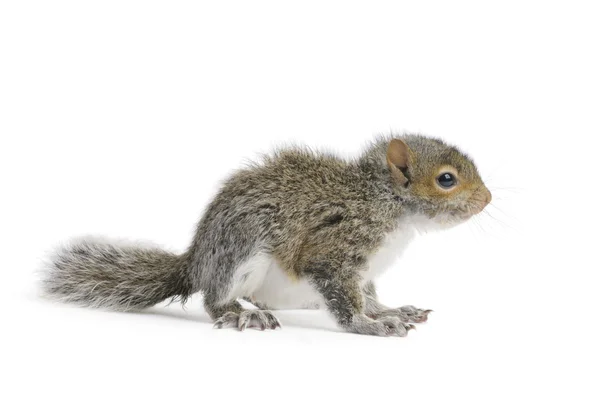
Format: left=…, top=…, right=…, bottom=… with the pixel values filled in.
left=437, top=172, right=457, bottom=188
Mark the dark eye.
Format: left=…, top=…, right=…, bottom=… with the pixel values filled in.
left=437, top=172, right=457, bottom=188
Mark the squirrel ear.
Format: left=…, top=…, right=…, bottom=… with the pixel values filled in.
left=386, top=139, right=410, bottom=185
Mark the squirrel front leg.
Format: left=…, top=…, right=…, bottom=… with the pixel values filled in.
left=304, top=261, right=414, bottom=337
left=363, top=281, right=432, bottom=324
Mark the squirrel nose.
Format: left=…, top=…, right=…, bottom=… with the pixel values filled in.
left=482, top=186, right=492, bottom=206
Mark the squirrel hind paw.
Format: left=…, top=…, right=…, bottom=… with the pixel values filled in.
left=213, top=312, right=240, bottom=329
left=214, top=310, right=281, bottom=331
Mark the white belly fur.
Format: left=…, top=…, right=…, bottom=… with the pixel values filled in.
left=360, top=221, right=417, bottom=282
left=224, top=252, right=273, bottom=303
left=230, top=216, right=438, bottom=309
left=253, top=264, right=324, bottom=309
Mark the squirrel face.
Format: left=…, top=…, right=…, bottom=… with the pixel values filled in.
left=386, top=135, right=491, bottom=225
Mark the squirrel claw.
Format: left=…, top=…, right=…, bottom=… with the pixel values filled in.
left=213, top=312, right=240, bottom=329
left=210, top=310, right=281, bottom=332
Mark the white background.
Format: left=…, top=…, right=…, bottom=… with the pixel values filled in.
left=1, top=1, right=599, bottom=397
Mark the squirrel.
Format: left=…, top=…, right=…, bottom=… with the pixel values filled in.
left=42, top=134, right=491, bottom=337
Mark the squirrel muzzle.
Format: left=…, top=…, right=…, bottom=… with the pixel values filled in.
left=469, top=185, right=492, bottom=216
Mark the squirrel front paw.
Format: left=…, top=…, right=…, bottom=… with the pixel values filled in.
left=344, top=314, right=415, bottom=337
left=372, top=306, right=432, bottom=323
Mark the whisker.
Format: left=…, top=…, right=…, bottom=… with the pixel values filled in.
left=486, top=186, right=523, bottom=193
left=482, top=208, right=516, bottom=230
left=487, top=202, right=516, bottom=220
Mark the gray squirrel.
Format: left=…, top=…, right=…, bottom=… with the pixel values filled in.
left=43, top=134, right=491, bottom=337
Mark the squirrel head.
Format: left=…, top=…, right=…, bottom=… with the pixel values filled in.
left=380, top=134, right=491, bottom=225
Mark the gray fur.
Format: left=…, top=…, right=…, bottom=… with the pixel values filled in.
left=213, top=310, right=281, bottom=331
left=363, top=282, right=432, bottom=323
left=42, top=238, right=191, bottom=310
left=42, top=133, right=490, bottom=336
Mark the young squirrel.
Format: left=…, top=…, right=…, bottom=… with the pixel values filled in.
left=43, top=134, right=491, bottom=337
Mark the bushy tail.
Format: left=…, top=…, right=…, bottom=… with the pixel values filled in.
left=42, top=237, right=192, bottom=311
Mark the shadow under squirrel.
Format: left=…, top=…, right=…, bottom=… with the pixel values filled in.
left=42, top=134, right=491, bottom=337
